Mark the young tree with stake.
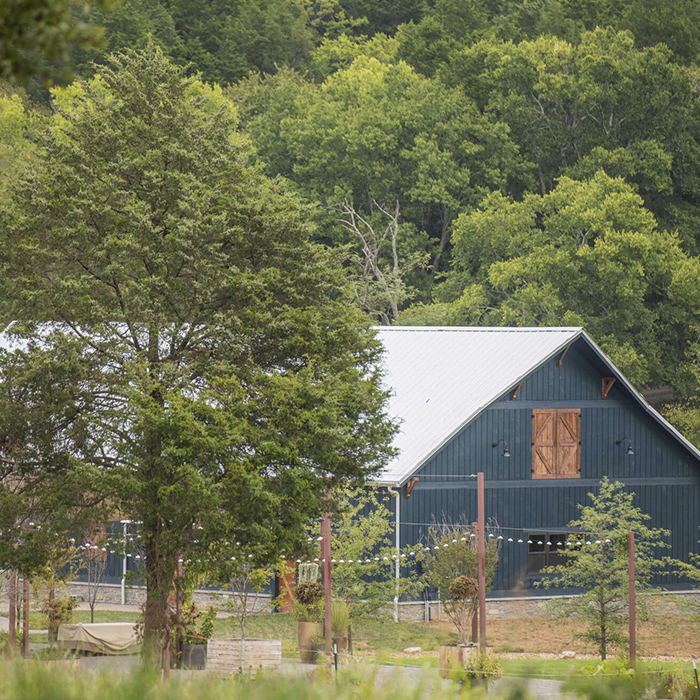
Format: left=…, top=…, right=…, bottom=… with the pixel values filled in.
left=538, top=478, right=668, bottom=660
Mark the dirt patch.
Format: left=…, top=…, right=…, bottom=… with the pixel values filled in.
left=421, top=615, right=700, bottom=658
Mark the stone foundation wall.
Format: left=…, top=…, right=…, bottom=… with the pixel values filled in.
left=65, top=581, right=700, bottom=621
left=394, top=590, right=700, bottom=622
left=207, top=639, right=282, bottom=675
left=65, top=582, right=273, bottom=613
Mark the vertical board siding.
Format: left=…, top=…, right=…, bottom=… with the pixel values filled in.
left=402, top=478, right=700, bottom=593
left=403, top=339, right=700, bottom=594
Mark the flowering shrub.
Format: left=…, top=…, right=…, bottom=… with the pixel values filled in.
left=182, top=603, right=216, bottom=645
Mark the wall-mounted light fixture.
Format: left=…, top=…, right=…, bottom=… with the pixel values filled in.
left=492, top=439, right=511, bottom=458
left=616, top=436, right=634, bottom=456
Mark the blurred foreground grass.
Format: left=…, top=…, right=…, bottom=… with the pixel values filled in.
left=0, top=657, right=693, bottom=700
left=0, top=660, right=481, bottom=700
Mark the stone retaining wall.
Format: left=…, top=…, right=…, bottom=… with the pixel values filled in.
left=65, top=582, right=272, bottom=613
left=65, top=582, right=700, bottom=621
left=396, top=590, right=700, bottom=622
left=207, top=639, right=281, bottom=675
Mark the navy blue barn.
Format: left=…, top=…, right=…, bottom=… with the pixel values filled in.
left=373, top=327, right=700, bottom=596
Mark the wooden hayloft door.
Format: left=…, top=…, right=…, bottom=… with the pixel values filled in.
left=532, top=409, right=581, bottom=479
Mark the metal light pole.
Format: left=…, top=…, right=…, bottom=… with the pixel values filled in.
left=120, top=519, right=131, bottom=605
left=471, top=521, right=479, bottom=644
left=322, top=507, right=332, bottom=661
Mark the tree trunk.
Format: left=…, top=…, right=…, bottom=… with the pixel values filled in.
left=48, top=586, right=55, bottom=643
left=432, top=208, right=451, bottom=273
left=8, top=570, right=16, bottom=650
left=142, top=537, right=176, bottom=667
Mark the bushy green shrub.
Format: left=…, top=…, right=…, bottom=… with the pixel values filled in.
left=460, top=651, right=502, bottom=681
left=295, top=582, right=324, bottom=605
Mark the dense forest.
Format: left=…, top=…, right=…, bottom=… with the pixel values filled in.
left=4, top=0, right=700, bottom=438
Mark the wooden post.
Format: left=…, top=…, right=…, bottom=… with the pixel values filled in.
left=162, top=627, right=171, bottom=678
left=175, top=557, right=183, bottom=661
left=477, top=472, right=486, bottom=652
left=322, top=506, right=332, bottom=661
left=628, top=531, right=636, bottom=669
left=471, top=521, right=479, bottom=645
left=22, top=577, right=29, bottom=658
left=8, top=569, right=16, bottom=650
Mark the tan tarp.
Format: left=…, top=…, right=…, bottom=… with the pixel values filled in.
left=58, top=622, right=141, bottom=655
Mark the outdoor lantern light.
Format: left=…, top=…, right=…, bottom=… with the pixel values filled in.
left=616, top=436, right=634, bottom=455
left=492, top=438, right=511, bottom=457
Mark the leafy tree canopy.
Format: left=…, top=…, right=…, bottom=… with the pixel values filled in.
left=0, top=45, right=396, bottom=658
left=0, top=0, right=116, bottom=85
left=428, top=172, right=700, bottom=388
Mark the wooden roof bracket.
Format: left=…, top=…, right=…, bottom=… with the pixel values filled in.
left=557, top=345, right=570, bottom=368
left=602, top=377, right=616, bottom=399
left=405, top=477, right=419, bottom=499
left=510, top=383, right=523, bottom=400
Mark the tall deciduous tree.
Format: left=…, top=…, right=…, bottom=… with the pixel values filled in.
left=0, top=46, right=395, bottom=661
left=436, top=172, right=700, bottom=389
left=538, top=478, right=668, bottom=660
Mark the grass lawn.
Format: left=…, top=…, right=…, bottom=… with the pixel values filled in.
left=1, top=609, right=142, bottom=630
left=7, top=605, right=699, bottom=683
left=214, top=613, right=459, bottom=657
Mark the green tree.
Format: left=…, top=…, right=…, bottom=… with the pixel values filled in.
left=418, top=520, right=499, bottom=645
left=0, top=89, right=44, bottom=228
left=0, top=0, right=116, bottom=84
left=440, top=30, right=700, bottom=253
left=70, top=0, right=344, bottom=86
left=308, top=485, right=419, bottom=621
left=0, top=334, right=105, bottom=581
left=440, top=172, right=700, bottom=388
left=248, top=55, right=524, bottom=292
left=70, top=0, right=182, bottom=78
left=0, top=46, right=395, bottom=661
left=538, top=478, right=669, bottom=660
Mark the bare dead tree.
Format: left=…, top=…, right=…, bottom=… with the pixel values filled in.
left=339, top=199, right=429, bottom=325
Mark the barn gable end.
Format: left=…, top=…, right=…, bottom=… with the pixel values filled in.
left=375, top=328, right=700, bottom=595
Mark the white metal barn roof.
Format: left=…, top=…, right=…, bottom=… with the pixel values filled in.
left=373, top=326, right=700, bottom=486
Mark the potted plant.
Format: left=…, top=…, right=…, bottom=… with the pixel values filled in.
left=179, top=603, right=216, bottom=670
left=292, top=581, right=324, bottom=663
left=331, top=599, right=350, bottom=660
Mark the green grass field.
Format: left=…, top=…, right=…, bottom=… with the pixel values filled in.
left=5, top=607, right=699, bottom=689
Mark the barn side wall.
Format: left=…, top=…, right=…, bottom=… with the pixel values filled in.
left=399, top=339, right=700, bottom=595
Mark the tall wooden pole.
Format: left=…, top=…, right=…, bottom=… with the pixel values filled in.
left=322, top=506, right=332, bottom=661
left=628, top=531, right=636, bottom=669
left=8, top=569, right=16, bottom=650
left=471, top=521, right=479, bottom=644
left=22, top=577, right=29, bottom=657
left=477, top=472, right=486, bottom=652
left=175, top=557, right=183, bottom=661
